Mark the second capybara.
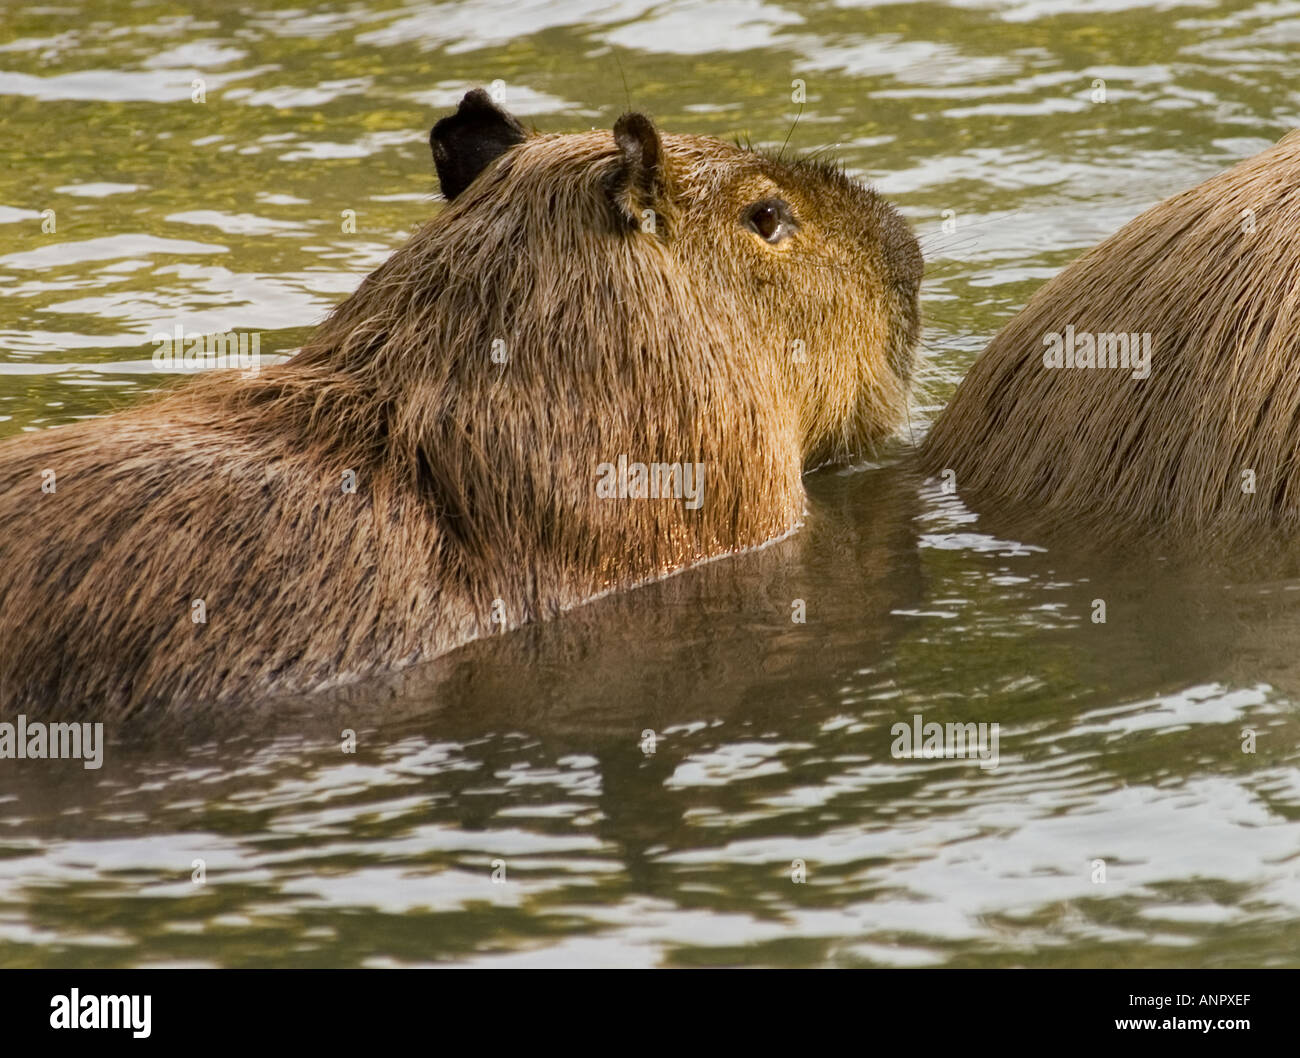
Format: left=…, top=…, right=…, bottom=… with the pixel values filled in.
left=0, top=90, right=922, bottom=718
left=923, top=129, right=1300, bottom=543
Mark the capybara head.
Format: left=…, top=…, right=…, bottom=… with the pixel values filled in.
left=922, top=128, right=1300, bottom=544
left=426, top=90, right=922, bottom=467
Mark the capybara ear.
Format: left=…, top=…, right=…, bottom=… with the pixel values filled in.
left=430, top=89, right=527, bottom=200
left=607, top=112, right=674, bottom=234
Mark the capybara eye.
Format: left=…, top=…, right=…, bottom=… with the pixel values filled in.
left=744, top=199, right=795, bottom=244
left=751, top=205, right=780, bottom=240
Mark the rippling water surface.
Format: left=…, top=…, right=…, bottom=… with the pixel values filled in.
left=2, top=0, right=1300, bottom=967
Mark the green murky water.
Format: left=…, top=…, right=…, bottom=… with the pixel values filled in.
left=2, top=0, right=1300, bottom=967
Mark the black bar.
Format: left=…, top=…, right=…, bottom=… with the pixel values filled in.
left=0, top=969, right=1289, bottom=1045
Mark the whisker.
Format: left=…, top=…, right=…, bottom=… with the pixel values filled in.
left=777, top=98, right=805, bottom=162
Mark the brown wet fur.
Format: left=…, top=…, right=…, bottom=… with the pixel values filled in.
left=0, top=91, right=921, bottom=719
left=923, top=128, right=1300, bottom=545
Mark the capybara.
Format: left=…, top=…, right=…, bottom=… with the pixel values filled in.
left=0, top=90, right=922, bottom=718
left=923, top=129, right=1300, bottom=542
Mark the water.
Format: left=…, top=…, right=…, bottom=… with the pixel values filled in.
left=2, top=0, right=1299, bottom=967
